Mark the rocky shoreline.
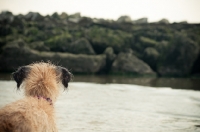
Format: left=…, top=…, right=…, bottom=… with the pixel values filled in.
left=0, top=11, right=200, bottom=77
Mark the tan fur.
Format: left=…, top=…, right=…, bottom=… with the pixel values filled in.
left=0, top=62, right=71, bottom=132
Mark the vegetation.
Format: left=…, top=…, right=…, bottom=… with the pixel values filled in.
left=0, top=11, right=200, bottom=77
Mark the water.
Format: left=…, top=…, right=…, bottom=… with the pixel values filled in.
left=74, top=75, right=200, bottom=91
left=0, top=82, right=200, bottom=132
left=1, top=75, right=200, bottom=131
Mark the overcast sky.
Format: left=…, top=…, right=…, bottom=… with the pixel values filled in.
left=0, top=0, right=200, bottom=23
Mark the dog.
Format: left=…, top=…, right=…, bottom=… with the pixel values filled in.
left=0, top=62, right=72, bottom=132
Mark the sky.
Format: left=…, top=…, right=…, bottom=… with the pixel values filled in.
left=0, top=0, right=200, bottom=23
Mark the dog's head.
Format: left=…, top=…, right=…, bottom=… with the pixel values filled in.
left=12, top=62, right=72, bottom=98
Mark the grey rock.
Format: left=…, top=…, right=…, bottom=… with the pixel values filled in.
left=158, top=19, right=170, bottom=24
left=179, top=21, right=188, bottom=24
left=68, top=13, right=81, bottom=23
left=133, top=18, right=148, bottom=24
left=104, top=47, right=116, bottom=72
left=68, top=18, right=81, bottom=23
left=60, top=12, right=68, bottom=20
left=117, top=16, right=132, bottom=23
left=92, top=18, right=105, bottom=24
left=78, top=17, right=93, bottom=26
left=111, top=51, right=156, bottom=75
left=104, top=47, right=116, bottom=61
left=0, top=44, right=106, bottom=73
left=51, top=12, right=60, bottom=19
left=68, top=38, right=95, bottom=55
left=25, top=12, right=43, bottom=21
left=68, top=12, right=81, bottom=18
left=0, top=11, right=14, bottom=23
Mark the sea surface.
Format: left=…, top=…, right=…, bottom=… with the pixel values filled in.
left=0, top=80, right=200, bottom=132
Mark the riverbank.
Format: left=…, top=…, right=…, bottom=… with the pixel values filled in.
left=1, top=11, right=200, bottom=77
left=1, top=73, right=200, bottom=90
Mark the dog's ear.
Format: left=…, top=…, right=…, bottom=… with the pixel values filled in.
left=12, top=66, right=30, bottom=89
left=56, top=66, right=72, bottom=89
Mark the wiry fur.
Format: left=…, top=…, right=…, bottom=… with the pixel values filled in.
left=0, top=62, right=72, bottom=132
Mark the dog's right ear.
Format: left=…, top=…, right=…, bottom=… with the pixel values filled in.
left=12, top=66, right=30, bottom=89
left=56, top=66, right=72, bottom=89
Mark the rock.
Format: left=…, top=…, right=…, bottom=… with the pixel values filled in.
left=0, top=25, right=12, bottom=36
left=142, top=47, right=159, bottom=71
left=0, top=39, right=30, bottom=71
left=68, top=13, right=81, bottom=23
left=68, top=18, right=81, bottom=23
left=42, top=16, right=56, bottom=29
left=117, top=15, right=132, bottom=23
left=55, top=53, right=106, bottom=73
left=11, top=14, right=25, bottom=27
left=25, top=12, right=43, bottom=21
left=60, top=12, right=68, bottom=20
left=68, top=38, right=95, bottom=55
left=191, top=54, right=200, bottom=75
left=1, top=11, right=200, bottom=77
left=111, top=51, right=156, bottom=76
left=69, top=13, right=81, bottom=18
left=51, top=12, right=60, bottom=19
left=104, top=47, right=116, bottom=61
left=0, top=43, right=106, bottom=73
left=158, top=19, right=170, bottom=24
left=157, top=33, right=199, bottom=76
left=91, top=18, right=117, bottom=28
left=133, top=18, right=148, bottom=24
left=104, top=47, right=116, bottom=72
left=0, top=11, right=14, bottom=24
left=78, top=17, right=93, bottom=26
left=0, top=11, right=12, bottom=16
left=92, top=18, right=105, bottom=24
left=16, top=14, right=24, bottom=19
left=179, top=21, right=187, bottom=24
left=0, top=37, right=6, bottom=47
left=29, top=41, right=50, bottom=51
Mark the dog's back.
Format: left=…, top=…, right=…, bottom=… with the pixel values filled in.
left=0, top=62, right=72, bottom=132
left=0, top=97, right=56, bottom=132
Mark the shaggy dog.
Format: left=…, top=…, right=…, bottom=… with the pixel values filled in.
left=0, top=62, right=72, bottom=132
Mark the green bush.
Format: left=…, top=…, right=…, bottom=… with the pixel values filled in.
left=45, top=32, right=72, bottom=52
left=86, top=26, right=132, bottom=53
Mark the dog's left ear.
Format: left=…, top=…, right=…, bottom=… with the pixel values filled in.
left=12, top=66, right=30, bottom=89
left=56, top=66, right=72, bottom=88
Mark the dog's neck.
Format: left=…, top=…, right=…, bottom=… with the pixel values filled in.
left=35, top=96, right=53, bottom=105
